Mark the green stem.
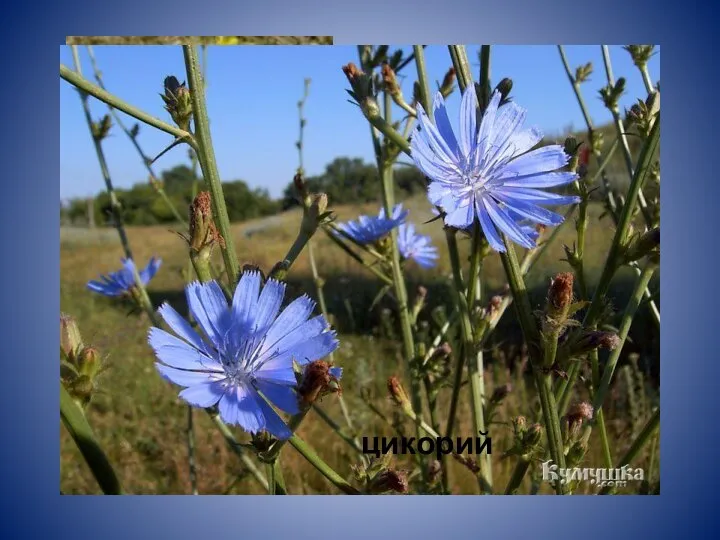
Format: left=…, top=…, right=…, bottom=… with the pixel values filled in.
left=640, top=65, right=655, bottom=95
left=423, top=377, right=450, bottom=493
left=85, top=45, right=188, bottom=228
left=70, top=47, right=133, bottom=261
left=466, top=221, right=483, bottom=307
left=308, top=241, right=329, bottom=318
left=311, top=404, right=364, bottom=455
left=400, top=391, right=491, bottom=493
left=582, top=114, right=660, bottom=330
left=207, top=413, right=269, bottom=491
left=448, top=45, right=473, bottom=92
left=500, top=238, right=566, bottom=494
left=378, top=88, right=425, bottom=472
left=444, top=230, right=468, bottom=437
left=504, top=457, right=530, bottom=495
left=307, top=238, right=363, bottom=457
left=72, top=48, right=201, bottom=498
left=60, top=63, right=192, bottom=141
left=600, top=46, right=654, bottom=227
left=555, top=360, right=581, bottom=416
left=413, top=45, right=432, bottom=114
left=321, top=226, right=393, bottom=285
left=60, top=383, right=122, bottom=494
left=282, top=227, right=315, bottom=270
left=186, top=406, right=198, bottom=494
left=596, top=408, right=613, bottom=470
left=288, top=434, right=360, bottom=494
left=443, top=228, right=492, bottom=492
left=421, top=47, right=493, bottom=491
left=267, top=460, right=287, bottom=495
left=183, top=45, right=240, bottom=285
left=261, top=407, right=310, bottom=466
left=591, top=263, right=657, bottom=415
left=365, top=114, right=411, bottom=156
left=557, top=46, right=659, bottom=328
left=478, top=45, right=491, bottom=107
left=498, top=239, right=539, bottom=344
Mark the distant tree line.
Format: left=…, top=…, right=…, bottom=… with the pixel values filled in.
left=61, top=165, right=280, bottom=227
left=61, top=125, right=649, bottom=228
left=61, top=157, right=428, bottom=227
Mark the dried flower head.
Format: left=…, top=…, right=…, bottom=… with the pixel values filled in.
left=548, top=272, right=574, bottom=312
left=188, top=191, right=225, bottom=252
left=297, top=360, right=343, bottom=406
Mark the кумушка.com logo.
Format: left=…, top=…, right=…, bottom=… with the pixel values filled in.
left=542, top=461, right=645, bottom=489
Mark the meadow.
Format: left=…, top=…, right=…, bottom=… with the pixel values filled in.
left=61, top=195, right=658, bottom=494
left=60, top=43, right=660, bottom=495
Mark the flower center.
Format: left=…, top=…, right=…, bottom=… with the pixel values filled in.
left=216, top=332, right=261, bottom=383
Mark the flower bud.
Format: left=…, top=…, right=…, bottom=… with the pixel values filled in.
left=487, top=295, right=503, bottom=316
left=387, top=376, right=411, bottom=410
left=381, top=63, right=400, bottom=96
left=490, top=383, right=512, bottom=404
left=371, top=46, right=389, bottom=67
left=570, top=330, right=621, bottom=357
left=300, top=192, right=330, bottom=237
left=76, top=347, right=101, bottom=379
left=574, top=62, right=593, bottom=84
left=293, top=172, right=306, bottom=195
left=452, top=453, right=480, bottom=474
left=416, top=285, right=428, bottom=302
left=161, top=76, right=193, bottom=131
left=367, top=469, right=408, bottom=494
left=60, top=313, right=83, bottom=361
left=522, top=423, right=543, bottom=450
left=566, top=402, right=594, bottom=437
left=342, top=62, right=362, bottom=84
left=624, top=226, right=659, bottom=264
left=268, top=260, right=289, bottom=281
left=251, top=431, right=274, bottom=453
left=91, top=114, right=112, bottom=141
left=494, top=77, right=513, bottom=104
left=440, top=67, right=456, bottom=98
left=623, top=45, right=655, bottom=68
left=589, top=130, right=604, bottom=155
left=546, top=272, right=575, bottom=323
left=427, top=459, right=442, bottom=484
left=68, top=375, right=95, bottom=405
left=436, top=341, right=452, bottom=359
left=566, top=441, right=587, bottom=468
left=600, top=78, right=626, bottom=112
left=513, top=415, right=527, bottom=437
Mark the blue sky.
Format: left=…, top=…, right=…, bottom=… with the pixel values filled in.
left=60, top=45, right=659, bottom=200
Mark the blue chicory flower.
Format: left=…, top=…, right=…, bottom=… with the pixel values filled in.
left=336, top=204, right=408, bottom=245
left=87, top=257, right=162, bottom=296
left=410, top=85, right=579, bottom=252
left=148, top=271, right=339, bottom=439
left=397, top=223, right=439, bottom=268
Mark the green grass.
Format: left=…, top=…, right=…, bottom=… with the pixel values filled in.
left=60, top=195, right=659, bottom=494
